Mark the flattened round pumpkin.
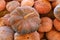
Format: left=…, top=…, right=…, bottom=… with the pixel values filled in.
left=3, top=6, right=40, bottom=34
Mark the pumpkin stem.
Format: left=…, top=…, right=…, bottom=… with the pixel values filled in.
left=24, top=12, right=34, bottom=19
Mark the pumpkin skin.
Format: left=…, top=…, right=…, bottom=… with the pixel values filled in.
left=4, top=6, right=40, bottom=34
left=13, top=0, right=22, bottom=2
left=14, top=31, right=40, bottom=40
left=54, top=4, right=60, bottom=20
left=52, top=0, right=60, bottom=8
left=21, top=0, right=34, bottom=7
left=39, top=32, right=44, bottom=39
left=54, top=19, right=60, bottom=31
left=0, top=0, right=6, bottom=11
left=34, top=0, right=51, bottom=14
left=0, top=26, right=14, bottom=40
left=38, top=17, right=52, bottom=32
left=2, top=14, right=11, bottom=26
left=6, top=1, right=20, bottom=12
left=46, top=29, right=60, bottom=40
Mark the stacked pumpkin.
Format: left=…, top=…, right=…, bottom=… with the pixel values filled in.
left=0, top=0, right=60, bottom=40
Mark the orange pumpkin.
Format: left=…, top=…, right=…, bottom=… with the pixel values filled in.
left=46, top=29, right=60, bottom=40
left=54, top=19, right=60, bottom=31
left=0, top=26, right=14, bottom=40
left=0, top=0, right=6, bottom=11
left=6, top=1, right=20, bottom=12
left=38, top=17, right=52, bottom=32
left=34, top=0, right=51, bottom=14
left=3, top=6, right=40, bottom=34
left=14, top=31, right=40, bottom=40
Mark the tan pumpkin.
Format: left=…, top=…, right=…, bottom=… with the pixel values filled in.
left=6, top=1, right=20, bottom=12
left=0, top=26, right=14, bottom=40
left=21, top=0, right=34, bottom=7
left=3, top=6, right=40, bottom=34
left=14, top=31, right=40, bottom=40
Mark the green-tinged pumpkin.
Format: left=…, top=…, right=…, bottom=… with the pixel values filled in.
left=3, top=6, right=40, bottom=34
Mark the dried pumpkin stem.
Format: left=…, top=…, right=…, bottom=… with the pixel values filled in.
left=24, top=12, right=34, bottom=19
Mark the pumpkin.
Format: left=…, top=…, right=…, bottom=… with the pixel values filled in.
left=3, top=6, right=40, bottom=34
left=2, top=14, right=11, bottom=26
left=39, top=32, right=44, bottom=39
left=14, top=31, right=40, bottom=40
left=54, top=4, right=60, bottom=20
left=46, top=29, right=60, bottom=40
left=6, top=1, right=20, bottom=12
left=0, top=26, right=14, bottom=40
left=0, top=0, right=6, bottom=11
left=52, top=0, right=60, bottom=8
left=13, top=0, right=22, bottom=2
left=34, top=0, right=51, bottom=14
left=38, top=17, right=52, bottom=32
left=21, top=0, right=34, bottom=7
left=54, top=19, right=60, bottom=31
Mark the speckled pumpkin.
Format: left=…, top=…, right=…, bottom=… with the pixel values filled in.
left=38, top=17, right=52, bottom=32
left=21, top=0, right=34, bottom=7
left=14, top=31, right=40, bottom=40
left=6, top=1, right=20, bottom=12
left=0, top=26, right=14, bottom=40
left=3, top=6, right=40, bottom=34
left=34, top=0, right=51, bottom=14
left=0, top=0, right=6, bottom=11
left=46, top=29, right=60, bottom=40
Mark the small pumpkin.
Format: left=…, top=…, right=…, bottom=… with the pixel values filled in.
left=54, top=19, right=60, bottom=31
left=34, top=0, right=51, bottom=14
left=38, top=17, right=52, bottom=32
left=0, top=26, right=14, bottom=40
left=3, top=6, right=40, bottom=34
left=14, top=31, right=40, bottom=40
left=6, top=1, right=20, bottom=12
left=46, top=29, right=60, bottom=40
left=0, top=0, right=6, bottom=11
left=21, top=0, right=34, bottom=7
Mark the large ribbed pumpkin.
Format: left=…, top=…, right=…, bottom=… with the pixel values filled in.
left=3, top=6, right=40, bottom=34
left=0, top=26, right=14, bottom=40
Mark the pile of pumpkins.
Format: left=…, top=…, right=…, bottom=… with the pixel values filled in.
left=0, top=0, right=60, bottom=40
